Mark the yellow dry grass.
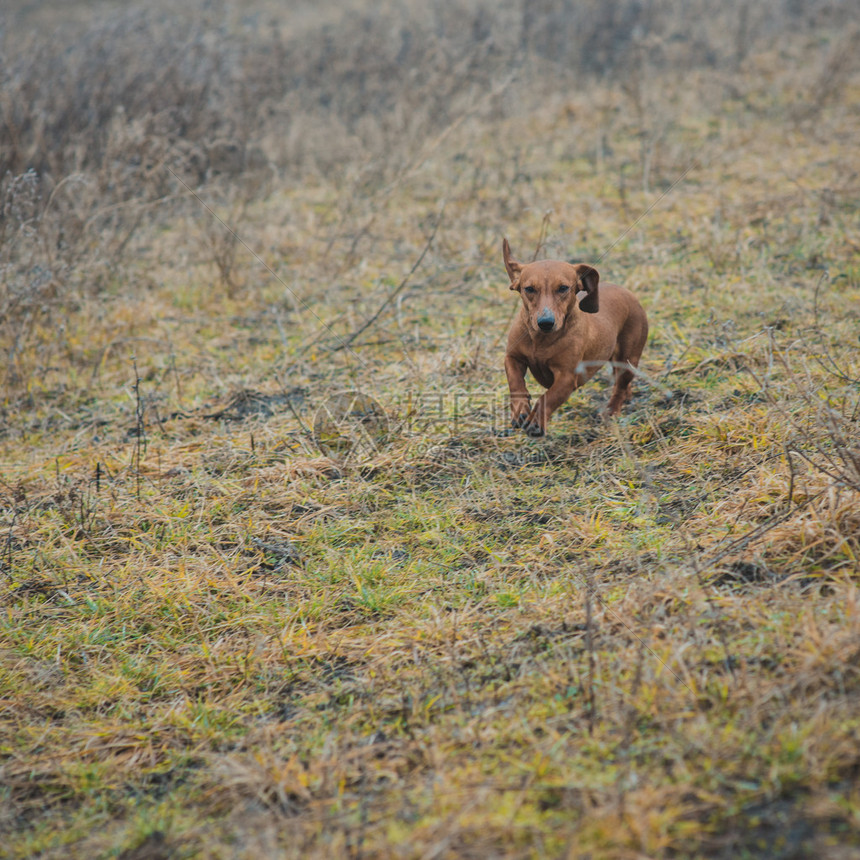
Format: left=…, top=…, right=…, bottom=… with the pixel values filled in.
left=2, top=1, right=860, bottom=858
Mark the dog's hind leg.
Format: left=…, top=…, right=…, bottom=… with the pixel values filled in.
left=606, top=318, right=647, bottom=415
left=606, top=362, right=636, bottom=415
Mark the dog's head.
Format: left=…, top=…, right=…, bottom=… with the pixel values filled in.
left=503, top=238, right=599, bottom=334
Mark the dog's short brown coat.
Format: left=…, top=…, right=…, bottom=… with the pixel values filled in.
left=503, top=239, right=648, bottom=436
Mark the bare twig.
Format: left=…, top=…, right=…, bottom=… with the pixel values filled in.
left=617, top=632, right=646, bottom=820
left=2, top=508, right=16, bottom=582
left=584, top=568, right=596, bottom=735
left=532, top=210, right=552, bottom=261
left=131, top=358, right=146, bottom=502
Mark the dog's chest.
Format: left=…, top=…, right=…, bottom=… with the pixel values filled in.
left=527, top=359, right=555, bottom=389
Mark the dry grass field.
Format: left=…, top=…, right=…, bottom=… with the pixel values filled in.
left=2, top=1, right=860, bottom=857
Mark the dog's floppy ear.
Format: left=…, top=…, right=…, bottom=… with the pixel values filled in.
left=502, top=238, right=523, bottom=290
left=574, top=264, right=599, bottom=313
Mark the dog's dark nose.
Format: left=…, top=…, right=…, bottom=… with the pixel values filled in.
left=537, top=309, right=555, bottom=332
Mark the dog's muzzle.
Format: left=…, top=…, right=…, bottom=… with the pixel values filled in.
left=537, top=308, right=555, bottom=332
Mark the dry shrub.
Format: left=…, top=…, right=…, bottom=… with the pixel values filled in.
left=774, top=363, right=860, bottom=572
left=0, top=10, right=243, bottom=188
left=3, top=0, right=855, bottom=185
left=0, top=167, right=152, bottom=392
left=0, top=169, right=81, bottom=390
left=702, top=342, right=860, bottom=576
left=773, top=490, right=860, bottom=572
left=2, top=0, right=853, bottom=242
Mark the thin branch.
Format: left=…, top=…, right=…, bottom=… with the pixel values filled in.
left=532, top=210, right=552, bottom=261
left=332, top=200, right=446, bottom=352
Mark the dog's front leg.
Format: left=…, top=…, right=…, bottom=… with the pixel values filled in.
left=523, top=372, right=578, bottom=437
left=505, top=355, right=531, bottom=428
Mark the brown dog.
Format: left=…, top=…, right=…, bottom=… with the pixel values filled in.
left=503, top=238, right=648, bottom=436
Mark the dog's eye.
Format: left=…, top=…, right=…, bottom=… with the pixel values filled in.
left=523, top=285, right=536, bottom=294
left=558, top=284, right=570, bottom=294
